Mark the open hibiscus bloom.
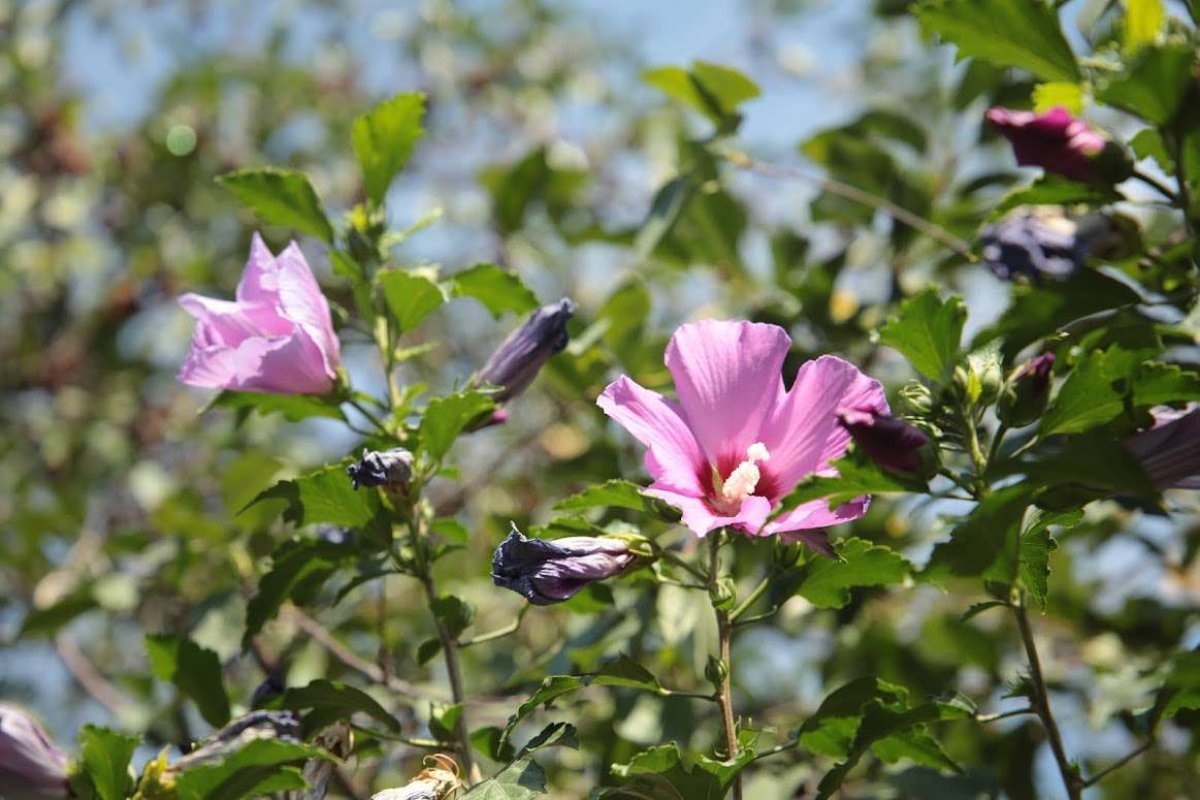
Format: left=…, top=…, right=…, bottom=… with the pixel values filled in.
left=598, top=319, right=886, bottom=538
left=177, top=233, right=342, bottom=395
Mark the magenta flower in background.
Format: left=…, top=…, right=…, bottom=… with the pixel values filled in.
left=177, top=233, right=341, bottom=395
left=986, top=107, right=1107, bottom=183
left=597, top=319, right=886, bottom=539
left=0, top=704, right=69, bottom=800
left=1124, top=406, right=1200, bottom=490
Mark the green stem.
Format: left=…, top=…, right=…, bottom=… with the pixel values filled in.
left=661, top=547, right=710, bottom=583
left=458, top=607, right=528, bottom=648
left=1014, top=599, right=1082, bottom=800
left=1170, top=131, right=1196, bottom=239
left=987, top=422, right=1009, bottom=468
left=1132, top=168, right=1181, bottom=204
left=729, top=574, right=772, bottom=622
left=708, top=535, right=743, bottom=800
left=962, top=409, right=988, bottom=497
left=345, top=397, right=391, bottom=437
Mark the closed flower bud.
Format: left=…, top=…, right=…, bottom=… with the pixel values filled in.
left=491, top=525, right=637, bottom=605
left=0, top=705, right=69, bottom=800
left=898, top=381, right=935, bottom=416
left=998, top=353, right=1055, bottom=428
left=473, top=299, right=576, bottom=403
left=1124, top=406, right=1200, bottom=490
left=347, top=448, right=414, bottom=490
left=986, top=107, right=1110, bottom=183
left=837, top=407, right=937, bottom=479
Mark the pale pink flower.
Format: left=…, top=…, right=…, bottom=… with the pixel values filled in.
left=0, top=704, right=69, bottom=800
left=597, top=320, right=886, bottom=538
left=177, top=233, right=341, bottom=395
left=1124, top=405, right=1200, bottom=490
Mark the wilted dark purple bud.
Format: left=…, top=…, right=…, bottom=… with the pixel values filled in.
left=492, top=525, right=636, bottom=605
left=0, top=704, right=69, bottom=800
left=473, top=299, right=576, bottom=402
left=980, top=209, right=1088, bottom=282
left=175, top=710, right=301, bottom=770
left=998, top=352, right=1055, bottom=427
left=347, top=448, right=414, bottom=490
left=1124, top=406, right=1200, bottom=490
left=837, top=407, right=936, bottom=477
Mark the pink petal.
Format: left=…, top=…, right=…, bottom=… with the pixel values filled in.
left=763, top=495, right=870, bottom=536
left=664, top=320, right=790, bottom=466
left=178, top=329, right=333, bottom=395
left=274, top=242, right=341, bottom=377
left=760, top=355, right=887, bottom=493
left=178, top=293, right=266, bottom=347
left=598, top=376, right=706, bottom=496
left=235, top=232, right=283, bottom=306
left=646, top=489, right=773, bottom=538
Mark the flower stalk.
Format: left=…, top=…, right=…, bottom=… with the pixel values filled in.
left=707, top=534, right=742, bottom=800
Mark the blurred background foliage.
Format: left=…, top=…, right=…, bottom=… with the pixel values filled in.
left=2, top=0, right=1200, bottom=798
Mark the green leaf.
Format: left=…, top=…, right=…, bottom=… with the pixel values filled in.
left=554, top=480, right=653, bottom=513
left=971, top=268, right=1142, bottom=357
left=419, top=390, right=496, bottom=461
left=377, top=267, right=446, bottom=333
left=243, top=538, right=357, bottom=645
left=770, top=450, right=930, bottom=520
left=1158, top=652, right=1200, bottom=719
left=450, top=263, right=539, bottom=318
left=352, top=92, right=425, bottom=204
left=216, top=168, right=334, bottom=243
left=916, top=0, right=1081, bottom=82
left=19, top=587, right=97, bottom=637
left=1017, top=434, right=1158, bottom=497
left=77, top=725, right=139, bottom=800
left=992, top=174, right=1123, bottom=216
left=249, top=464, right=382, bottom=529
left=1040, top=347, right=1146, bottom=436
left=502, top=676, right=587, bottom=742
left=429, top=702, right=464, bottom=742
left=1017, top=509, right=1079, bottom=608
left=593, top=654, right=661, bottom=691
left=877, top=288, right=965, bottom=380
left=209, top=391, right=347, bottom=423
left=1131, top=363, right=1200, bottom=407
left=145, top=634, right=231, bottom=727
left=791, top=538, right=911, bottom=609
left=924, top=484, right=1035, bottom=581
left=1097, top=43, right=1194, bottom=125
left=1123, top=0, right=1165, bottom=54
left=460, top=758, right=548, bottom=799
left=174, top=738, right=331, bottom=800
left=643, top=61, right=760, bottom=124
left=432, top=594, right=475, bottom=638
left=606, top=742, right=755, bottom=800
left=282, top=678, right=400, bottom=732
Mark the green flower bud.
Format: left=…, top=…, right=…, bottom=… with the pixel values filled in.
left=997, top=353, right=1055, bottom=428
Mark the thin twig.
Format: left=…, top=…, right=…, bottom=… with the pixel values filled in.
left=1014, top=602, right=1083, bottom=800
left=709, top=535, right=743, bottom=800
left=722, top=150, right=976, bottom=261
left=55, top=634, right=138, bottom=719
left=283, top=605, right=424, bottom=699
left=1084, top=741, right=1153, bottom=787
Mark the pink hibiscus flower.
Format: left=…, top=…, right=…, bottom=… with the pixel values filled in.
left=177, top=233, right=342, bottom=395
left=597, top=319, right=887, bottom=538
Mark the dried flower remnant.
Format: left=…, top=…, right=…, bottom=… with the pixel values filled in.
left=598, top=319, right=886, bottom=538
left=371, top=754, right=461, bottom=800
left=177, top=233, right=342, bottom=395
left=0, top=704, right=69, bottom=800
left=492, top=525, right=637, bottom=605
left=347, top=448, right=414, bottom=490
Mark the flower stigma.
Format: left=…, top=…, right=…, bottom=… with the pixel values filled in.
left=712, top=442, right=771, bottom=514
